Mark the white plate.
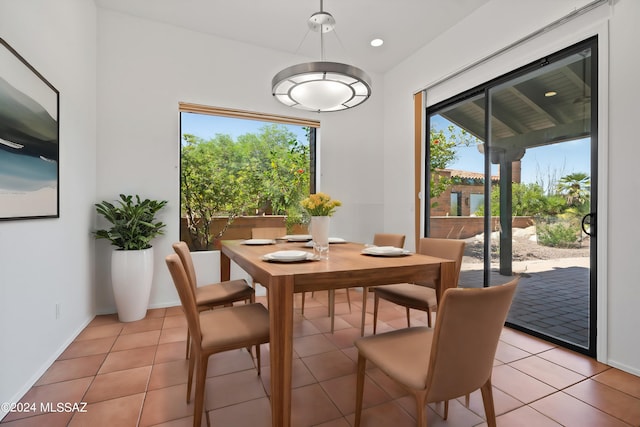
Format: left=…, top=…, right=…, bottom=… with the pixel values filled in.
left=361, top=246, right=410, bottom=257
left=304, top=237, right=347, bottom=247
left=262, top=250, right=314, bottom=262
left=242, top=239, right=275, bottom=245
left=284, top=234, right=312, bottom=242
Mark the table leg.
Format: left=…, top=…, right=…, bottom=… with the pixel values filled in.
left=220, top=250, right=231, bottom=282
left=329, top=289, right=335, bottom=333
left=360, top=286, right=368, bottom=336
left=436, top=260, right=457, bottom=303
left=268, top=275, right=294, bottom=427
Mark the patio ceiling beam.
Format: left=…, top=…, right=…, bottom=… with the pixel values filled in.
left=491, top=121, right=590, bottom=154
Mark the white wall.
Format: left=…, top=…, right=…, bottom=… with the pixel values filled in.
left=0, top=0, right=97, bottom=415
left=604, top=0, right=640, bottom=376
left=383, top=0, right=640, bottom=374
left=95, top=9, right=385, bottom=313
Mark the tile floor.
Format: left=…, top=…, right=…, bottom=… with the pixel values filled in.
left=2, top=290, right=640, bottom=427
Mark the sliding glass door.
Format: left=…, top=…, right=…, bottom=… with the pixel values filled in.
left=426, top=37, right=597, bottom=355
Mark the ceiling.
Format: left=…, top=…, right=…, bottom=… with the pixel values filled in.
left=94, top=0, right=490, bottom=74
left=439, top=47, right=593, bottom=162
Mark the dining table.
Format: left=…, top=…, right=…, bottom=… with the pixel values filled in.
left=220, top=239, right=456, bottom=427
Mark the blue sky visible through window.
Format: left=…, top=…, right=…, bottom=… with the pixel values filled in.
left=180, top=112, right=309, bottom=145
left=431, top=115, right=590, bottom=186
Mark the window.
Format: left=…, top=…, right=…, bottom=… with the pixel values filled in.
left=450, top=191, right=461, bottom=216
left=178, top=103, right=318, bottom=249
left=469, top=194, right=484, bottom=215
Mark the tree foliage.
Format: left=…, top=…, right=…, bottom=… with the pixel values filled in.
left=557, top=172, right=590, bottom=208
left=475, top=176, right=590, bottom=218
left=181, top=124, right=310, bottom=250
left=473, top=172, right=591, bottom=248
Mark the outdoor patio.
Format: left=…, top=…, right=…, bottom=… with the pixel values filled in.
left=460, top=256, right=590, bottom=349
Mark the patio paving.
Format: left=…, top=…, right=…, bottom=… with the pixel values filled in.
left=459, top=257, right=590, bottom=349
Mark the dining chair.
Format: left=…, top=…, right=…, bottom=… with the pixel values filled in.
left=355, top=278, right=518, bottom=427
left=359, top=233, right=406, bottom=336
left=371, top=237, right=465, bottom=334
left=165, top=254, right=270, bottom=427
left=172, top=241, right=255, bottom=358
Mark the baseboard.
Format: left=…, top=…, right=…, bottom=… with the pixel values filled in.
left=606, top=359, right=640, bottom=377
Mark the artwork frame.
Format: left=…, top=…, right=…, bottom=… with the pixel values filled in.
left=0, top=37, right=59, bottom=220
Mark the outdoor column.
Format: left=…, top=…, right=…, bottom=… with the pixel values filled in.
left=499, top=152, right=513, bottom=276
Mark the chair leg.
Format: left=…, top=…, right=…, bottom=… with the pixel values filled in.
left=346, top=288, right=352, bottom=312
left=354, top=353, right=367, bottom=427
left=185, top=329, right=191, bottom=359
left=373, top=293, right=380, bottom=335
left=444, top=400, right=449, bottom=419
left=405, top=307, right=411, bottom=328
left=414, top=390, right=428, bottom=427
left=480, top=378, right=497, bottom=427
left=427, top=307, right=433, bottom=328
left=301, top=291, right=306, bottom=314
left=187, top=342, right=196, bottom=402
left=255, top=344, right=261, bottom=376
left=193, top=353, right=209, bottom=427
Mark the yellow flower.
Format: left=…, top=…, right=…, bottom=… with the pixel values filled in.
left=300, top=192, right=341, bottom=216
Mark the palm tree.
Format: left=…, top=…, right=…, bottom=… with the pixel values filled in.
left=557, top=172, right=590, bottom=207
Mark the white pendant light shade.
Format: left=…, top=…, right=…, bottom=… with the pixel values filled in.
left=272, top=1, right=372, bottom=112
left=272, top=61, right=371, bottom=112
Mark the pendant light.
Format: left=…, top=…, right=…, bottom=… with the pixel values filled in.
left=272, top=0, right=372, bottom=112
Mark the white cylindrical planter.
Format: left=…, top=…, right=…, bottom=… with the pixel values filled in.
left=111, top=247, right=154, bottom=322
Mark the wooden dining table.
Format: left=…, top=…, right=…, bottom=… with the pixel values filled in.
left=220, top=239, right=456, bottom=427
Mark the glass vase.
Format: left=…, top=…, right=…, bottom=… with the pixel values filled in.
left=310, top=216, right=330, bottom=259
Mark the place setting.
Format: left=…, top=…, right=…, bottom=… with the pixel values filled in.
left=281, top=234, right=313, bottom=242
left=361, top=245, right=411, bottom=257
left=303, top=236, right=347, bottom=247
left=241, top=238, right=276, bottom=245
left=261, top=250, right=318, bottom=263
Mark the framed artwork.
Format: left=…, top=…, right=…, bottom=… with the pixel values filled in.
left=0, top=38, right=59, bottom=220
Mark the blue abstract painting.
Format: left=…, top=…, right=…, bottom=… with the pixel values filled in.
left=0, top=38, right=59, bottom=220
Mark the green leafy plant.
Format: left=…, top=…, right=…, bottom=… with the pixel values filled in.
left=95, top=194, right=168, bottom=250
left=536, top=220, right=580, bottom=248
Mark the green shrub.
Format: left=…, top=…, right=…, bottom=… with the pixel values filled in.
left=536, top=221, right=580, bottom=248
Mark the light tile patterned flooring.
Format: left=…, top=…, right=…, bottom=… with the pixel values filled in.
left=2, top=290, right=640, bottom=427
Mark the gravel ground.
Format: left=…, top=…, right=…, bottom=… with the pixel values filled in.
left=462, top=228, right=590, bottom=264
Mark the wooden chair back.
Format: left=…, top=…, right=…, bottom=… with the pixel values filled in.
left=373, top=233, right=406, bottom=248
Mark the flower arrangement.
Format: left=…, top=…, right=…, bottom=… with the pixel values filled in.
left=300, top=192, right=342, bottom=216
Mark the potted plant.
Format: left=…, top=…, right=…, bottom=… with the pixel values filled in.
left=95, top=194, right=168, bottom=322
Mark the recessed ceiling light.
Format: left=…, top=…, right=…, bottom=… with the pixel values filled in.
left=370, top=38, right=384, bottom=47
left=545, top=91, right=557, bottom=97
